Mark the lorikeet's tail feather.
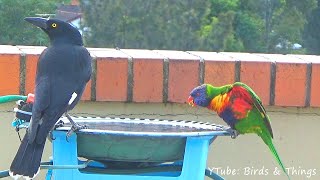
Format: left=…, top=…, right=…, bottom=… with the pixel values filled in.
left=259, top=131, right=291, bottom=180
left=9, top=132, right=45, bottom=179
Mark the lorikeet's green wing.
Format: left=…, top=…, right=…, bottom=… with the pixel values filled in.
left=233, top=82, right=273, bottom=138
left=233, top=82, right=290, bottom=179
left=235, top=107, right=290, bottom=179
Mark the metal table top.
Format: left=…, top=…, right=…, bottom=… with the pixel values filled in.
left=56, top=116, right=230, bottom=137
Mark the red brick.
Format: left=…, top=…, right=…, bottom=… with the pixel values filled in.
left=19, top=46, right=92, bottom=100
left=292, top=55, right=320, bottom=107
left=260, top=54, right=307, bottom=106
left=81, top=80, right=91, bottom=101
left=18, top=46, right=46, bottom=94
left=80, top=53, right=94, bottom=101
left=0, top=46, right=22, bottom=95
left=240, top=62, right=271, bottom=105
left=188, top=51, right=235, bottom=86
left=25, top=54, right=39, bottom=94
left=132, top=59, right=163, bottom=102
left=222, top=52, right=271, bottom=105
left=92, top=49, right=129, bottom=101
left=0, top=54, right=21, bottom=95
left=311, top=64, right=320, bottom=107
left=155, top=50, right=200, bottom=103
left=121, top=49, right=165, bottom=102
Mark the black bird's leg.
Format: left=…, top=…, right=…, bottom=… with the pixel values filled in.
left=225, top=127, right=239, bottom=139
left=48, top=131, right=56, bottom=141
left=48, top=120, right=65, bottom=141
left=65, top=111, right=87, bottom=141
left=64, top=92, right=87, bottom=141
left=54, top=120, right=65, bottom=128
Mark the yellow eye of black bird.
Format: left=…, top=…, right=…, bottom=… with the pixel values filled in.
left=24, top=17, right=83, bottom=45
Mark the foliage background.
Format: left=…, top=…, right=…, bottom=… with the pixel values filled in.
left=0, top=0, right=70, bottom=46
left=1, top=0, right=320, bottom=54
left=79, top=0, right=319, bottom=54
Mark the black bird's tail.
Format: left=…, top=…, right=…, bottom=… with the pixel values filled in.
left=9, top=132, right=45, bottom=179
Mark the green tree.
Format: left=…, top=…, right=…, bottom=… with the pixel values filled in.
left=235, top=0, right=316, bottom=53
left=271, top=7, right=305, bottom=53
left=200, top=0, right=266, bottom=52
left=270, top=0, right=316, bottom=53
left=199, top=11, right=244, bottom=52
left=209, top=0, right=239, bottom=16
left=0, top=0, right=70, bottom=46
left=234, top=11, right=264, bottom=52
left=80, top=0, right=317, bottom=54
left=81, top=0, right=208, bottom=50
left=81, top=0, right=210, bottom=50
left=303, top=0, right=320, bottom=54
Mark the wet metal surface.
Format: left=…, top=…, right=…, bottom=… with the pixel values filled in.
left=58, top=117, right=228, bottom=135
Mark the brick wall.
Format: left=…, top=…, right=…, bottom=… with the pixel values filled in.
left=0, top=45, right=319, bottom=107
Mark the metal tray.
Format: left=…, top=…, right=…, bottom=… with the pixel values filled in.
left=56, top=116, right=229, bottom=168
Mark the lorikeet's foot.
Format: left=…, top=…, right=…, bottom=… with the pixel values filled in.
left=225, top=127, right=239, bottom=139
left=65, top=112, right=87, bottom=141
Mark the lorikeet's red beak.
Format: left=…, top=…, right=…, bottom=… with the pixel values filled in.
left=187, top=96, right=195, bottom=107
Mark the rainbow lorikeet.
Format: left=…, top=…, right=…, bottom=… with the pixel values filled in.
left=188, top=82, right=290, bottom=179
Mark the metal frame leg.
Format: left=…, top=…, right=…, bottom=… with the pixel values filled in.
left=179, top=136, right=211, bottom=180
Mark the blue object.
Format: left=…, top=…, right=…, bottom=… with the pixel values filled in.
left=50, top=129, right=225, bottom=180
left=11, top=119, right=25, bottom=127
left=12, top=120, right=29, bottom=129
left=0, top=170, right=9, bottom=178
left=2, top=116, right=227, bottom=180
left=55, top=117, right=230, bottom=165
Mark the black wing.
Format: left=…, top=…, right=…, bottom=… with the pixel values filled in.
left=28, top=45, right=92, bottom=144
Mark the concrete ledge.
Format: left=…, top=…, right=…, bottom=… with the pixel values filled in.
left=0, top=45, right=319, bottom=107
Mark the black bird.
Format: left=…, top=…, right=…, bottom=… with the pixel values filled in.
left=9, top=17, right=92, bottom=179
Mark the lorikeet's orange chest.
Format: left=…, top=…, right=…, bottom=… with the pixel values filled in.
left=207, top=86, right=253, bottom=127
left=207, top=93, right=229, bottom=112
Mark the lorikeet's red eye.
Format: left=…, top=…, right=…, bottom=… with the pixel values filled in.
left=196, top=93, right=200, bottom=96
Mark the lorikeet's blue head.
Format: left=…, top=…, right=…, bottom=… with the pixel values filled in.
left=188, top=84, right=211, bottom=107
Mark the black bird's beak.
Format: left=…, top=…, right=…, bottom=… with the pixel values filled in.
left=24, top=17, right=48, bottom=29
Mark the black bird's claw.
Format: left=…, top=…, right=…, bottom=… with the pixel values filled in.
left=47, top=120, right=65, bottom=141
left=54, top=120, right=64, bottom=129
left=49, top=130, right=56, bottom=141
left=225, top=128, right=239, bottom=139
left=66, top=123, right=87, bottom=142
